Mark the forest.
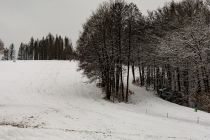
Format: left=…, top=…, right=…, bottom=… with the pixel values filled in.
left=18, top=34, right=75, bottom=60
left=76, top=0, right=210, bottom=112
left=2, top=34, right=75, bottom=61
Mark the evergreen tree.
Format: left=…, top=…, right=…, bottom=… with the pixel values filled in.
left=0, top=39, right=4, bottom=51
left=18, top=43, right=25, bottom=60
left=9, top=44, right=15, bottom=60
left=2, top=48, right=9, bottom=60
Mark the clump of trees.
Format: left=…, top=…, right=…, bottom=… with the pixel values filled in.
left=1, top=42, right=16, bottom=61
left=18, top=34, right=75, bottom=60
left=1, top=39, right=16, bottom=61
left=77, top=0, right=145, bottom=102
left=156, top=2, right=210, bottom=111
left=149, top=0, right=210, bottom=111
left=76, top=0, right=210, bottom=112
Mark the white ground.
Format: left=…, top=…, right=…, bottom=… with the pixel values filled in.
left=0, top=61, right=210, bottom=140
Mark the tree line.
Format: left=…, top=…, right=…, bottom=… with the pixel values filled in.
left=18, top=34, right=75, bottom=60
left=76, top=0, right=210, bottom=112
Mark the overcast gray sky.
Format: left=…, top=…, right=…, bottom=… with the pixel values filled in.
left=0, top=0, right=181, bottom=48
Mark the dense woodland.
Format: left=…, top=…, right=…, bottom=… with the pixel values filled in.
left=18, top=34, right=75, bottom=60
left=1, top=34, right=75, bottom=61
left=76, top=0, right=210, bottom=112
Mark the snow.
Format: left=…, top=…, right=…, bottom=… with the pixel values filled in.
left=0, top=61, right=210, bottom=140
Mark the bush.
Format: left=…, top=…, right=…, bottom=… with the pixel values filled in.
left=191, top=93, right=210, bottom=113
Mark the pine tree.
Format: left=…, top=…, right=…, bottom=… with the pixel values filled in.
left=0, top=39, right=4, bottom=51
left=18, top=43, right=24, bottom=60
left=2, top=48, right=9, bottom=60
left=9, top=44, right=15, bottom=60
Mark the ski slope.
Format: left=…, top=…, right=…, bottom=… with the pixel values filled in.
left=0, top=61, right=210, bottom=140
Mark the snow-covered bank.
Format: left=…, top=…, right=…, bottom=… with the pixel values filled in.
left=0, top=61, right=210, bottom=140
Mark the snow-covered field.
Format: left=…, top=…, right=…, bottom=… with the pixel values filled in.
left=0, top=61, right=210, bottom=140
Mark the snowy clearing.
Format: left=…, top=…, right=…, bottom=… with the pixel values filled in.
left=0, top=61, right=210, bottom=140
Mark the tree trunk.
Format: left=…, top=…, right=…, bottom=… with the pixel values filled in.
left=132, top=62, right=136, bottom=83
left=126, top=21, right=131, bottom=102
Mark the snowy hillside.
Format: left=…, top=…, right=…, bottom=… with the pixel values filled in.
left=0, top=61, right=210, bottom=140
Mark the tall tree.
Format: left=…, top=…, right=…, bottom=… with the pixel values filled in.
left=9, top=44, right=15, bottom=60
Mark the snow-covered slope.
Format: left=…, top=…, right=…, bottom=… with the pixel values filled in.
left=0, top=61, right=210, bottom=140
